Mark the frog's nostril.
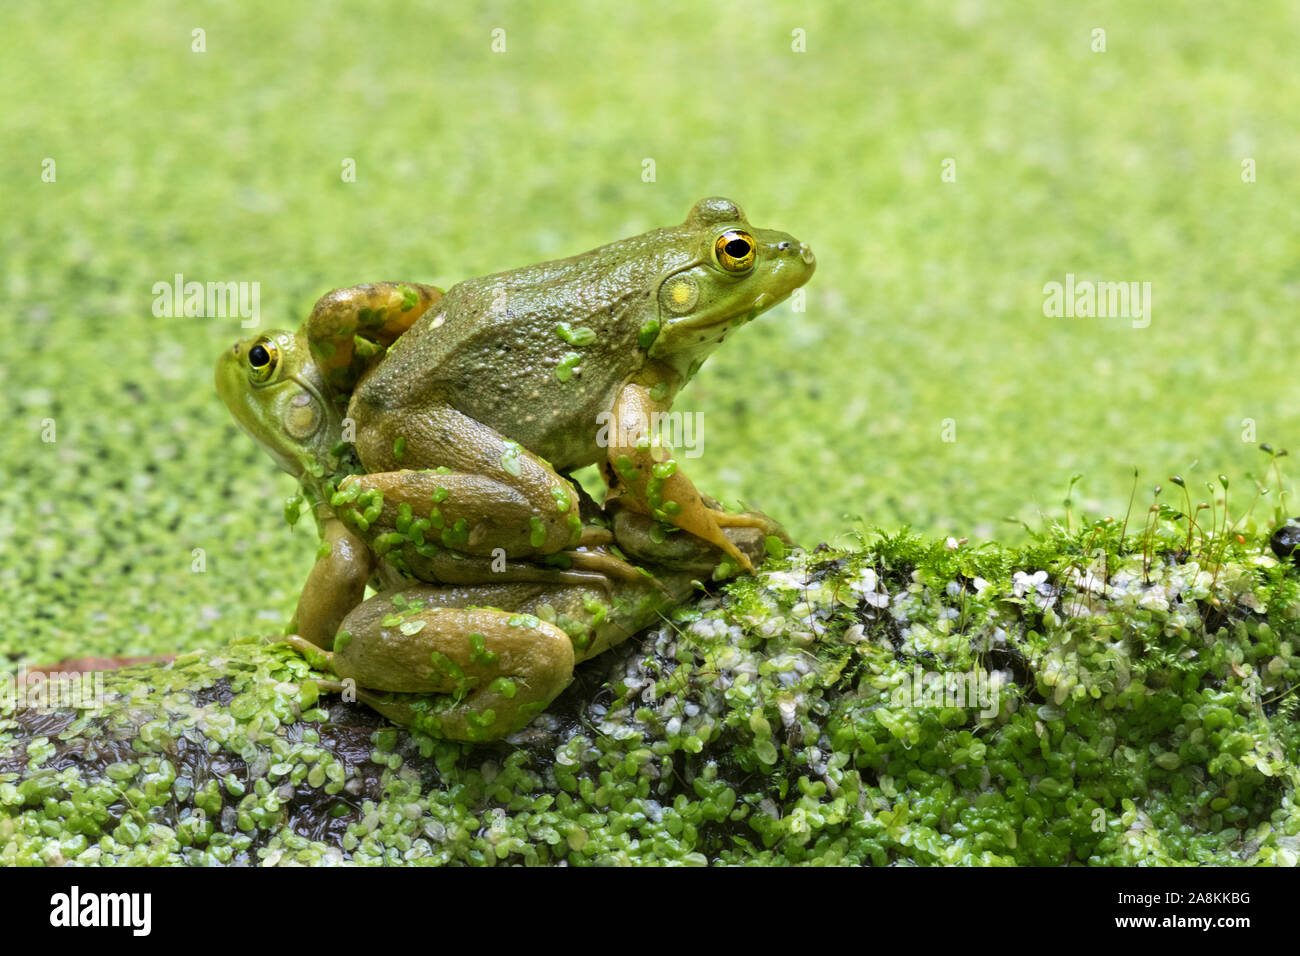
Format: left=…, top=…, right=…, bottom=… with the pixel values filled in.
left=233, top=344, right=240, bottom=355
left=777, top=241, right=791, bottom=251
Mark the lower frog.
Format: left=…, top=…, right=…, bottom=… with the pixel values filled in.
left=281, top=506, right=768, bottom=740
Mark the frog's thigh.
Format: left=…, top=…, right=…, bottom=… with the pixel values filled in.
left=335, top=605, right=576, bottom=740
left=350, top=409, right=582, bottom=555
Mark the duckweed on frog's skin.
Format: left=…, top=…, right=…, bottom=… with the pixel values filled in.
left=348, top=197, right=813, bottom=572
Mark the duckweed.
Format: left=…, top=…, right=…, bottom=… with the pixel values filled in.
left=555, top=352, right=582, bottom=383
left=637, top=319, right=660, bottom=350
left=554, top=323, right=596, bottom=347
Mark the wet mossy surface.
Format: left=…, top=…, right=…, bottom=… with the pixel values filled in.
left=6, top=531, right=1300, bottom=866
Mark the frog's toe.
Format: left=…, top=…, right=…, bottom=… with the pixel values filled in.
left=564, top=549, right=671, bottom=597
left=274, top=634, right=337, bottom=672
left=712, top=508, right=790, bottom=541
left=564, top=548, right=648, bottom=582
left=668, top=505, right=757, bottom=574
left=717, top=536, right=756, bottom=574
left=575, top=525, right=615, bottom=548
left=532, top=566, right=618, bottom=596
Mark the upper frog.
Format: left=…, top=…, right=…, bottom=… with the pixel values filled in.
left=348, top=197, right=814, bottom=570
left=352, top=197, right=814, bottom=471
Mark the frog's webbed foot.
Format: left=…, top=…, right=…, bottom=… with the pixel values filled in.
left=562, top=548, right=671, bottom=596
left=608, top=498, right=775, bottom=577
left=711, top=507, right=792, bottom=543
left=273, top=634, right=338, bottom=674
left=557, top=518, right=670, bottom=592
left=623, top=485, right=760, bottom=574
left=563, top=547, right=647, bottom=582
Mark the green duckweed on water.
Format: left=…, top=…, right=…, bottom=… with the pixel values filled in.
left=5, top=523, right=1300, bottom=866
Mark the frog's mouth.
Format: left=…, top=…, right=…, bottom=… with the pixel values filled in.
left=692, top=290, right=785, bottom=330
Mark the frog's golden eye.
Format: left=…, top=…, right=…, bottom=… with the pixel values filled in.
left=247, top=339, right=278, bottom=383
left=714, top=230, right=756, bottom=273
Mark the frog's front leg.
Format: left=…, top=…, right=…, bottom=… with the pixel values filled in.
left=304, top=281, right=443, bottom=393
left=602, top=379, right=784, bottom=574
left=294, top=599, right=577, bottom=742
left=287, top=517, right=375, bottom=648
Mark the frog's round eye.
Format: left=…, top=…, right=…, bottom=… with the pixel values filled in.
left=247, top=339, right=278, bottom=383
left=714, top=230, right=756, bottom=273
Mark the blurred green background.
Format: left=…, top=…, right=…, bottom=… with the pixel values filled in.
left=3, top=0, right=1299, bottom=665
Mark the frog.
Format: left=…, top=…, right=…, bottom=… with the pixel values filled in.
left=342, top=197, right=814, bottom=574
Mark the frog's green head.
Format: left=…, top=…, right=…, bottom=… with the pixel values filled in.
left=214, top=329, right=343, bottom=483
left=647, top=197, right=815, bottom=381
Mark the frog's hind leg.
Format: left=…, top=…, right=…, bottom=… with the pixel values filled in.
left=332, top=470, right=627, bottom=589
left=332, top=604, right=576, bottom=742
left=304, top=281, right=443, bottom=393
left=333, top=457, right=583, bottom=562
